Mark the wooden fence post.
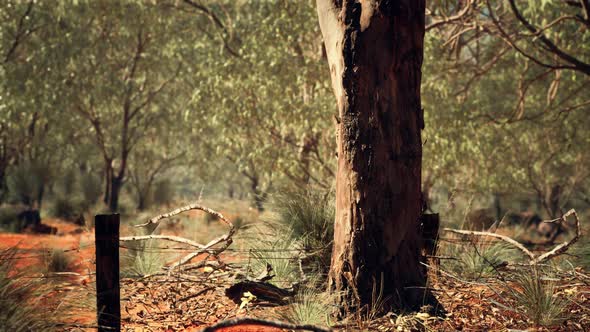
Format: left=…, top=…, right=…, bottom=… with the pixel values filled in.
left=95, top=214, right=120, bottom=332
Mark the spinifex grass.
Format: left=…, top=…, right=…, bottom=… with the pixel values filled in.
left=506, top=267, right=570, bottom=327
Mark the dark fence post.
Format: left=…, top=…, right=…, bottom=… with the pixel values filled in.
left=95, top=214, right=120, bottom=332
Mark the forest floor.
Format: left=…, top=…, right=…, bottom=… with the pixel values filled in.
left=1, top=214, right=589, bottom=331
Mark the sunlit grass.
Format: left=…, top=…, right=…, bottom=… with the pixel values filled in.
left=505, top=268, right=570, bottom=327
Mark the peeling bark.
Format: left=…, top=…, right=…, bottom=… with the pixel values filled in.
left=316, top=0, right=427, bottom=311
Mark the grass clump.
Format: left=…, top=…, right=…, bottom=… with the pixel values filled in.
left=276, top=279, right=334, bottom=326
left=0, top=248, right=57, bottom=331
left=45, top=249, right=72, bottom=273
left=569, top=237, right=590, bottom=271
left=248, top=229, right=299, bottom=288
left=272, top=188, right=334, bottom=274
left=441, top=241, right=520, bottom=280
left=506, top=268, right=570, bottom=327
left=121, top=239, right=164, bottom=278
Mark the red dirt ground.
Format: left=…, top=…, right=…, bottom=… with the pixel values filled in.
left=0, top=218, right=282, bottom=331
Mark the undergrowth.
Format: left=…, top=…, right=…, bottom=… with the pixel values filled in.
left=121, top=239, right=165, bottom=278
left=45, top=249, right=72, bottom=273
left=441, top=241, right=520, bottom=280
left=505, top=267, right=570, bottom=327
left=0, top=248, right=58, bottom=331
left=272, top=188, right=334, bottom=275
left=276, top=278, right=334, bottom=326
left=248, top=228, right=299, bottom=288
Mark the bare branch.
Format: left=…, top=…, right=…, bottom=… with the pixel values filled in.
left=136, top=202, right=233, bottom=231
left=426, top=0, right=475, bottom=31
left=119, top=235, right=205, bottom=249
left=3, top=1, right=34, bottom=63
left=507, top=0, right=590, bottom=75
left=443, top=209, right=581, bottom=266
left=443, top=228, right=536, bottom=260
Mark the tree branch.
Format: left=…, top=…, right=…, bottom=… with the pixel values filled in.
left=3, top=1, right=34, bottom=63
left=507, top=0, right=590, bottom=75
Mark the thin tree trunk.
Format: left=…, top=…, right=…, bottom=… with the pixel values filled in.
left=250, top=177, right=265, bottom=212
left=317, top=0, right=427, bottom=311
left=493, top=193, right=502, bottom=220
left=104, top=166, right=112, bottom=205
left=109, top=177, right=122, bottom=212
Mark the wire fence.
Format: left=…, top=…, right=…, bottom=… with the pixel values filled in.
left=3, top=215, right=583, bottom=332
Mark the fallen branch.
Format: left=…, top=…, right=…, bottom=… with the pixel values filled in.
left=443, top=228, right=535, bottom=260
left=120, top=234, right=205, bottom=249
left=443, top=209, right=581, bottom=266
left=199, top=317, right=332, bottom=332
left=129, top=202, right=235, bottom=269
left=135, top=202, right=234, bottom=231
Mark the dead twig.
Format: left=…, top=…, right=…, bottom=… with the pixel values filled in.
left=199, top=317, right=332, bottom=332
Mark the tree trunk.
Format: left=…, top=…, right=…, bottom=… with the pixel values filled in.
left=137, top=192, right=147, bottom=211
left=317, top=0, right=426, bottom=311
left=493, top=193, right=502, bottom=221
left=104, top=166, right=112, bottom=205
left=109, top=177, right=122, bottom=212
left=546, top=184, right=562, bottom=218
left=250, top=177, right=265, bottom=212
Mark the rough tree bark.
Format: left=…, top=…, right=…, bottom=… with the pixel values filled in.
left=316, top=0, right=427, bottom=311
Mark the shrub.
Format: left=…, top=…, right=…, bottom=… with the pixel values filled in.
left=273, top=188, right=334, bottom=274
left=45, top=249, right=72, bottom=273
left=80, top=173, right=102, bottom=207
left=60, top=169, right=77, bottom=195
left=0, top=206, right=24, bottom=233
left=52, top=197, right=86, bottom=223
left=153, top=180, right=173, bottom=206
left=5, top=162, right=45, bottom=207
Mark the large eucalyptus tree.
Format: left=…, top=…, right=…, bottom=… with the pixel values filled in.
left=316, top=0, right=427, bottom=310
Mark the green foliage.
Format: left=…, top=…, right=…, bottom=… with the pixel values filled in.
left=5, top=162, right=47, bottom=207
left=0, top=206, right=23, bottom=233
left=441, top=242, right=520, bottom=280
left=273, top=188, right=334, bottom=274
left=0, top=248, right=57, bottom=331
left=51, top=197, right=85, bottom=222
left=569, top=238, right=590, bottom=271
left=80, top=172, right=102, bottom=207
